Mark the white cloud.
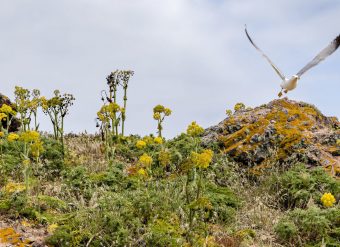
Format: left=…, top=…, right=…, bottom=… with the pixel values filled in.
left=0, top=0, right=339, bottom=137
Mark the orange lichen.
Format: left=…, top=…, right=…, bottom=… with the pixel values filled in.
left=325, top=146, right=340, bottom=156
left=0, top=227, right=31, bottom=246
left=218, top=99, right=339, bottom=176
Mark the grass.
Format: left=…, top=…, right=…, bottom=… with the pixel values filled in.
left=0, top=132, right=338, bottom=246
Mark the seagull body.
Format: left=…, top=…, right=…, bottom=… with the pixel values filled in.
left=279, top=76, right=298, bottom=95
left=245, top=27, right=340, bottom=97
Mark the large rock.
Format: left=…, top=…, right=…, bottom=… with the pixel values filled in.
left=0, top=93, right=20, bottom=132
left=202, top=98, right=340, bottom=177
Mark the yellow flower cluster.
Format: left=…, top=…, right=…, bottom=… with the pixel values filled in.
left=321, top=192, right=336, bottom=207
left=153, top=105, right=172, bottom=120
left=153, top=105, right=165, bottom=113
left=158, top=150, right=171, bottom=166
left=40, top=96, right=49, bottom=110
left=154, top=137, right=163, bottom=144
left=142, top=136, right=154, bottom=145
left=226, top=109, right=232, bottom=117
left=137, top=168, right=147, bottom=177
left=19, top=130, right=40, bottom=143
left=97, top=102, right=121, bottom=122
left=28, top=98, right=40, bottom=111
left=0, top=131, right=4, bottom=138
left=0, top=113, right=7, bottom=121
left=6, top=131, right=44, bottom=158
left=186, top=121, right=204, bottom=137
left=164, top=108, right=172, bottom=116
left=136, top=140, right=147, bottom=149
left=7, top=133, right=19, bottom=142
left=41, top=90, right=67, bottom=111
left=3, top=182, right=26, bottom=193
left=30, top=141, right=45, bottom=158
left=139, top=153, right=153, bottom=167
left=0, top=104, right=16, bottom=115
left=234, top=102, right=245, bottom=111
left=153, top=112, right=161, bottom=120
left=191, top=149, right=214, bottom=169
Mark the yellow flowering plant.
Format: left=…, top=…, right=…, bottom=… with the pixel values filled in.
left=0, top=104, right=16, bottom=115
left=158, top=150, right=171, bottom=167
left=97, top=102, right=122, bottom=135
left=183, top=121, right=214, bottom=240
left=191, top=149, right=214, bottom=169
left=30, top=141, right=45, bottom=158
left=139, top=153, right=153, bottom=167
left=96, top=102, right=123, bottom=159
left=321, top=192, right=336, bottom=208
left=41, top=90, right=75, bottom=154
left=0, top=112, right=6, bottom=121
left=136, top=140, right=147, bottom=149
left=234, top=102, right=246, bottom=111
left=96, top=70, right=134, bottom=160
left=18, top=130, right=44, bottom=200
left=0, top=104, right=17, bottom=132
left=226, top=109, right=233, bottom=117
left=98, top=70, right=134, bottom=138
left=153, top=105, right=172, bottom=138
left=7, top=133, right=19, bottom=142
left=3, top=181, right=26, bottom=194
left=130, top=153, right=154, bottom=179
left=12, top=87, right=43, bottom=132
left=142, top=135, right=155, bottom=145
left=19, top=130, right=45, bottom=159
left=14, top=86, right=31, bottom=131
left=154, top=137, right=163, bottom=145
left=137, top=168, right=147, bottom=177
left=186, top=121, right=204, bottom=137
left=19, top=130, right=40, bottom=143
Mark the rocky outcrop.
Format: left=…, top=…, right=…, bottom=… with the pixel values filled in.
left=0, top=93, right=20, bottom=132
left=202, top=98, right=340, bottom=177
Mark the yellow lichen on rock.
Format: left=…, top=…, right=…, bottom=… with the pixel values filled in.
left=204, top=98, right=340, bottom=176
left=0, top=227, right=31, bottom=246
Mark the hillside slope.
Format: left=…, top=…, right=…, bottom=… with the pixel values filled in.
left=0, top=98, right=339, bottom=246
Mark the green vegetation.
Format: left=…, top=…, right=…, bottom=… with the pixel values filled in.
left=275, top=207, right=340, bottom=246
left=0, top=74, right=339, bottom=246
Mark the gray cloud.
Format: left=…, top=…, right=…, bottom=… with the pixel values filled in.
left=1, top=0, right=339, bottom=138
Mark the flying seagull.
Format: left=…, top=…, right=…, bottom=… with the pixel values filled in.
left=245, top=26, right=340, bottom=97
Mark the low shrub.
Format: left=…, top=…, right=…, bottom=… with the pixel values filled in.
left=268, top=163, right=339, bottom=209
left=275, top=206, right=340, bottom=246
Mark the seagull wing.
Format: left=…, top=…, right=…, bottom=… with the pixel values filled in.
left=245, top=27, right=285, bottom=80
left=296, top=34, right=340, bottom=77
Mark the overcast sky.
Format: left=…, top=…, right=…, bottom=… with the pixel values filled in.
left=1, top=0, right=339, bottom=138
